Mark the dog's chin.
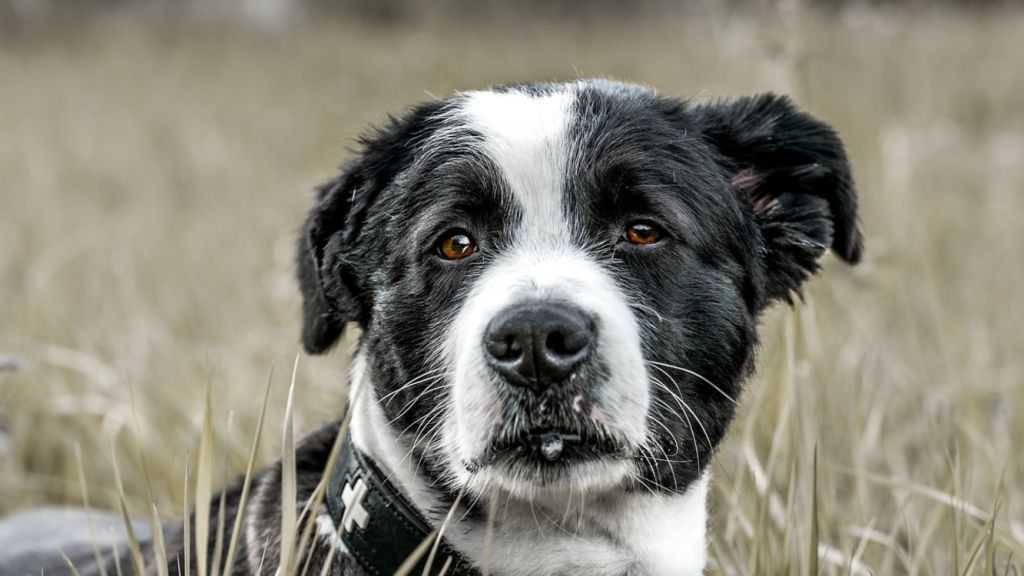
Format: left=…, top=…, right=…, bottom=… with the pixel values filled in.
left=459, top=427, right=635, bottom=499
left=491, top=456, right=632, bottom=498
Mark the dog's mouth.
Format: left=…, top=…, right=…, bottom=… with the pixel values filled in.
left=466, top=424, right=630, bottom=474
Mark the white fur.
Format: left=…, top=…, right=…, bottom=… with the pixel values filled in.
left=314, top=510, right=346, bottom=551
left=458, top=88, right=573, bottom=239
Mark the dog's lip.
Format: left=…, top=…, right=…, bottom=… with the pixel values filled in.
left=498, top=427, right=594, bottom=450
left=465, top=425, right=630, bottom=472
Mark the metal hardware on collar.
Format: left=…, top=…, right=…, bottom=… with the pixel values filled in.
left=325, top=436, right=480, bottom=576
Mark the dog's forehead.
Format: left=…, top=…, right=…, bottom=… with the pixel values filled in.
left=455, top=87, right=575, bottom=240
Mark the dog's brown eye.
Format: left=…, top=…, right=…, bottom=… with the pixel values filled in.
left=624, top=222, right=661, bottom=245
left=437, top=231, right=477, bottom=260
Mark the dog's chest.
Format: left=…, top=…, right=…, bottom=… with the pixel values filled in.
left=444, top=480, right=709, bottom=576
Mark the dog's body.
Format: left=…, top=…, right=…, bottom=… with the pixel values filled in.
left=0, top=80, right=861, bottom=576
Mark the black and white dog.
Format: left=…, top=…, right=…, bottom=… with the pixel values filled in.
left=0, top=79, right=861, bottom=576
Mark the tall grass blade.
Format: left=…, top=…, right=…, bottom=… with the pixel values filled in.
left=835, top=465, right=1024, bottom=558
left=74, top=443, right=109, bottom=576
left=952, top=484, right=961, bottom=575
left=832, top=467, right=989, bottom=521
left=151, top=504, right=171, bottom=576
left=781, top=459, right=798, bottom=575
left=961, top=502, right=1001, bottom=576
left=111, top=440, right=147, bottom=576
left=195, top=380, right=216, bottom=576
left=982, top=507, right=999, bottom=576
left=110, top=526, right=125, bottom=576
left=392, top=528, right=440, bottom=576
left=257, top=534, right=272, bottom=574
left=299, top=482, right=328, bottom=576
left=59, top=549, right=84, bottom=576
left=128, top=379, right=170, bottom=572
left=984, top=468, right=1009, bottom=576
left=184, top=451, right=192, bottom=576
left=294, top=409, right=354, bottom=575
left=212, top=411, right=234, bottom=576
left=423, top=488, right=465, bottom=576
left=279, top=353, right=301, bottom=574
left=482, top=490, right=498, bottom=576
left=317, top=542, right=338, bottom=576
left=223, top=363, right=277, bottom=572
left=809, top=446, right=819, bottom=576
left=212, top=486, right=228, bottom=576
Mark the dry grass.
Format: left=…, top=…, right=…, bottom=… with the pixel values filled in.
left=1, top=4, right=1023, bottom=574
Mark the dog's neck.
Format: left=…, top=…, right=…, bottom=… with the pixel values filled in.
left=344, top=352, right=709, bottom=576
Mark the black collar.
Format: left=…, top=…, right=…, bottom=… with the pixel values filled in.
left=326, top=436, right=480, bottom=576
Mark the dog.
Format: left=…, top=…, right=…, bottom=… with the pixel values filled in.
left=0, top=79, right=862, bottom=576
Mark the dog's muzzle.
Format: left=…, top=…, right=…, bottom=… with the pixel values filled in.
left=473, top=300, right=632, bottom=468
left=448, top=252, right=648, bottom=491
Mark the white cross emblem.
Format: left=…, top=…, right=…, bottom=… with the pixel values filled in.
left=340, top=477, right=370, bottom=533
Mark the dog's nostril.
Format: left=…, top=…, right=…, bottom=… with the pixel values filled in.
left=507, top=335, right=522, bottom=356
left=545, top=330, right=586, bottom=356
left=544, top=330, right=569, bottom=356
left=545, top=331, right=568, bottom=355
left=485, top=333, right=523, bottom=361
left=497, top=335, right=522, bottom=360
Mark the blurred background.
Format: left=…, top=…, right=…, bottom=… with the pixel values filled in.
left=1, top=1, right=1022, bottom=574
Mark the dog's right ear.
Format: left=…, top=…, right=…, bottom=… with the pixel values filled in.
left=297, top=163, right=369, bottom=354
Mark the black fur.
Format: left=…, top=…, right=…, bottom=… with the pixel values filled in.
left=297, top=83, right=861, bottom=495
left=298, top=99, right=453, bottom=353
left=692, top=94, right=863, bottom=303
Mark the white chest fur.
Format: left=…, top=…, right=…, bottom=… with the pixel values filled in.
left=345, top=354, right=709, bottom=576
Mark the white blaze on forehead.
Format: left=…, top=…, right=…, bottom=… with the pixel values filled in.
left=459, top=88, right=574, bottom=240
left=443, top=85, right=650, bottom=500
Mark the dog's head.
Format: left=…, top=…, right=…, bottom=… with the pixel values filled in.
left=297, top=81, right=861, bottom=502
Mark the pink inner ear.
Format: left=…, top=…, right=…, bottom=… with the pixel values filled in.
left=731, top=167, right=778, bottom=215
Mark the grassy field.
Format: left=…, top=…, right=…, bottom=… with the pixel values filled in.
left=1, top=4, right=1023, bottom=574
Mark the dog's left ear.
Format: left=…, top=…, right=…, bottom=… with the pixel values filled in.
left=296, top=163, right=370, bottom=355
left=694, top=94, right=863, bottom=304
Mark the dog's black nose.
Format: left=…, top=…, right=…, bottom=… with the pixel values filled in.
left=484, top=302, right=594, bottom=391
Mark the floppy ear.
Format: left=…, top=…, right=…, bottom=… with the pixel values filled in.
left=297, top=100, right=449, bottom=354
left=694, top=94, right=863, bottom=304
left=296, top=164, right=370, bottom=354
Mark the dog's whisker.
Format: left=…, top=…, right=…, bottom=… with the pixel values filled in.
left=377, top=368, right=447, bottom=405
left=626, top=469, right=660, bottom=498
left=627, top=300, right=665, bottom=324
left=381, top=401, right=454, bottom=491
left=398, top=402, right=452, bottom=462
left=383, top=378, right=449, bottom=427
left=649, top=374, right=703, bottom=473
left=646, top=359, right=738, bottom=406
left=527, top=492, right=544, bottom=537
left=642, top=402, right=684, bottom=488
left=648, top=396, right=684, bottom=456
left=649, top=371, right=715, bottom=468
